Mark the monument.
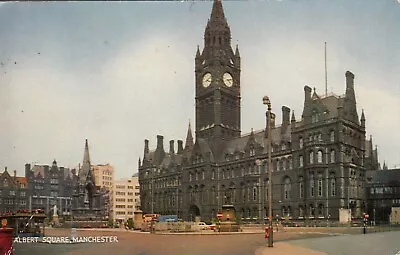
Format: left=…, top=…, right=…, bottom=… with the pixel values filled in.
left=69, top=139, right=108, bottom=228
left=52, top=205, right=59, bottom=225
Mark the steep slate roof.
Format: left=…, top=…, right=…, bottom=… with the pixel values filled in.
left=32, top=165, right=46, bottom=178
left=366, top=169, right=400, bottom=185
left=319, top=94, right=343, bottom=118
left=15, top=177, right=28, bottom=186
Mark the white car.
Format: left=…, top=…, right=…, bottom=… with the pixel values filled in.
left=196, top=222, right=209, bottom=230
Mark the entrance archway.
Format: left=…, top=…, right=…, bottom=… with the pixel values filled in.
left=189, top=204, right=200, bottom=221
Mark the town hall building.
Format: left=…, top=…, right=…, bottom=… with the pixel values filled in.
left=138, top=0, right=380, bottom=222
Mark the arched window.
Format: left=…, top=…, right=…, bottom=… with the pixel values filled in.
left=253, top=187, right=257, bottom=201
left=288, top=157, right=292, bottom=169
left=330, top=131, right=335, bottom=142
left=299, top=176, right=304, bottom=198
left=202, top=171, right=205, bottom=180
left=309, top=151, right=314, bottom=164
left=212, top=170, right=215, bottom=180
left=317, top=150, right=323, bottom=163
left=299, top=138, right=303, bottom=148
left=189, top=172, right=192, bottom=181
left=330, top=173, right=336, bottom=197
left=284, top=177, right=291, bottom=200
left=330, top=150, right=335, bottom=163
left=299, top=155, right=304, bottom=167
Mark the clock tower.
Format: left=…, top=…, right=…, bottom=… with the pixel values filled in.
left=195, top=0, right=241, bottom=141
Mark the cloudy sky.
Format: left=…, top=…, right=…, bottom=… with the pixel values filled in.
left=0, top=0, right=399, bottom=179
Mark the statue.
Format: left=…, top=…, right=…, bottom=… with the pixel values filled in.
left=53, top=205, right=58, bottom=217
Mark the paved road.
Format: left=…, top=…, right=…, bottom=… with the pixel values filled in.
left=14, top=229, right=334, bottom=255
left=288, top=230, right=400, bottom=255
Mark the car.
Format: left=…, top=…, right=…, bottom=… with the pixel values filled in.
left=208, top=224, right=217, bottom=231
left=195, top=222, right=209, bottom=230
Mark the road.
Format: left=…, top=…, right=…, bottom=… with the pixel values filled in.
left=14, top=228, right=333, bottom=255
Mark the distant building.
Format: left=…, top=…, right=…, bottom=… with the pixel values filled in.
left=139, top=0, right=380, bottom=222
left=92, top=164, right=115, bottom=191
left=112, top=176, right=140, bottom=224
left=0, top=168, right=28, bottom=213
left=24, top=160, right=76, bottom=215
left=366, top=168, right=400, bottom=224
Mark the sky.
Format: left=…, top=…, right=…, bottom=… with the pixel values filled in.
left=0, top=0, right=399, bottom=180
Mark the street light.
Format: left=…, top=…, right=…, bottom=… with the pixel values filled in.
left=263, top=95, right=273, bottom=248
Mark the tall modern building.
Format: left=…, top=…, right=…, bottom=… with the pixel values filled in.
left=112, top=176, right=140, bottom=224
left=138, top=0, right=380, bottom=222
left=92, top=164, right=115, bottom=191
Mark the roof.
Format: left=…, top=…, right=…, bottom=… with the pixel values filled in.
left=366, top=169, right=400, bottom=185
left=15, top=177, right=27, bottom=186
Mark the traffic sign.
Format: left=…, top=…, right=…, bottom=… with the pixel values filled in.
left=217, top=212, right=223, bottom=219
left=364, top=214, right=369, bottom=218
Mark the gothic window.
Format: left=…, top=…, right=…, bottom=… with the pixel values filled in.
left=189, top=173, right=192, bottom=182
left=310, top=173, right=315, bottom=197
left=330, top=131, right=335, bottom=142
left=299, top=138, right=303, bottom=148
left=317, top=150, right=323, bottom=163
left=281, top=143, right=286, bottom=151
left=231, top=169, right=235, bottom=178
left=288, top=157, right=292, bottom=169
left=284, top=177, right=291, bottom=200
left=330, top=173, right=336, bottom=197
left=299, top=176, right=304, bottom=198
left=282, top=159, right=287, bottom=171
left=277, top=160, right=281, bottom=171
left=212, top=170, right=215, bottom=180
left=318, top=133, right=322, bottom=141
left=330, top=150, right=335, bottom=163
left=318, top=174, right=323, bottom=197
left=287, top=206, right=292, bottom=216
left=299, top=155, right=304, bottom=167
left=196, top=172, right=199, bottom=181
left=309, top=151, right=314, bottom=164
left=310, top=204, right=315, bottom=217
left=202, top=171, right=205, bottom=180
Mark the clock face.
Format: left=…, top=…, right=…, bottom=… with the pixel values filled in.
left=223, top=72, right=233, bottom=87
left=202, top=73, right=212, bottom=87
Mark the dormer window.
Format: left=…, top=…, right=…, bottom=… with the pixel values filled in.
left=3, top=179, right=8, bottom=187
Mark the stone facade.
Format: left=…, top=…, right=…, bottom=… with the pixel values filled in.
left=0, top=168, right=28, bottom=213
left=24, top=161, right=76, bottom=215
left=138, top=0, right=380, bottom=222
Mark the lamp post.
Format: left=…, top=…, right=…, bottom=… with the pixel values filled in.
left=263, top=95, right=273, bottom=248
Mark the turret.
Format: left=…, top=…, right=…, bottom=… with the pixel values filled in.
left=291, top=111, right=296, bottom=129
left=281, top=106, right=290, bottom=134
left=361, top=109, right=365, bottom=128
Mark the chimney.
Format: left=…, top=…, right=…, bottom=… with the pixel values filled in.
left=14, top=170, right=16, bottom=177
left=177, top=140, right=184, bottom=154
left=156, top=135, right=164, bottom=151
left=304, top=85, right=312, bottom=102
left=281, top=106, right=290, bottom=134
left=144, top=139, right=149, bottom=154
left=169, top=140, right=175, bottom=154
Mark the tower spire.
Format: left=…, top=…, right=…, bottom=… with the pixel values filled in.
left=83, top=139, right=91, bottom=166
left=185, top=120, right=194, bottom=150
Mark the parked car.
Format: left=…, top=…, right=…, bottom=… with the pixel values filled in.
left=195, top=222, right=209, bottom=230
left=208, top=223, right=217, bottom=231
